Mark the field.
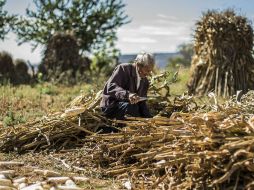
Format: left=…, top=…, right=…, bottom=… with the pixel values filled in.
left=0, top=79, right=113, bottom=189
left=0, top=67, right=190, bottom=127
left=0, top=68, right=191, bottom=189
left=1, top=67, right=253, bottom=189
left=2, top=1, right=254, bottom=189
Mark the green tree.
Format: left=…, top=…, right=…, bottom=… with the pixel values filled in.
left=0, top=0, right=16, bottom=40
left=14, top=0, right=129, bottom=53
left=167, top=43, right=194, bottom=69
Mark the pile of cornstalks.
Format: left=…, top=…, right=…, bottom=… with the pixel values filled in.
left=188, top=9, right=254, bottom=97
left=82, top=97, right=254, bottom=189
left=0, top=91, right=107, bottom=152
left=0, top=71, right=186, bottom=152
left=2, top=83, right=254, bottom=189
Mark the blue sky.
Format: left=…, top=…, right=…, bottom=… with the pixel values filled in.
left=1, top=0, right=254, bottom=64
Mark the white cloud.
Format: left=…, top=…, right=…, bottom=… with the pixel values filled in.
left=116, top=18, right=194, bottom=54
left=118, top=21, right=192, bottom=37
left=157, top=14, right=178, bottom=20
left=122, top=37, right=157, bottom=43
left=155, top=14, right=189, bottom=26
left=139, top=26, right=173, bottom=36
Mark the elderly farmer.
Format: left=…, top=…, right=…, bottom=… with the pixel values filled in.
left=100, top=52, right=155, bottom=120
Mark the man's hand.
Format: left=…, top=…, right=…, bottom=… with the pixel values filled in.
left=128, top=93, right=140, bottom=104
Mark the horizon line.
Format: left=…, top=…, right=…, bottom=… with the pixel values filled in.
left=120, top=51, right=178, bottom=55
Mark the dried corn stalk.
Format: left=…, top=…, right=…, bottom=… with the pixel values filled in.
left=2, top=84, right=254, bottom=189
left=188, top=9, right=254, bottom=97
left=0, top=91, right=107, bottom=152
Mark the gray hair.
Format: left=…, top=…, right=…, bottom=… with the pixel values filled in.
left=134, top=52, right=155, bottom=67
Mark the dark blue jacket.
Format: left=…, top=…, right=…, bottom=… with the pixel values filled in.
left=100, top=63, right=151, bottom=117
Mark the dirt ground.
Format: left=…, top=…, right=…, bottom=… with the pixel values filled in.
left=0, top=151, right=122, bottom=189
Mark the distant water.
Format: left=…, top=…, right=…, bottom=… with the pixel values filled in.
left=31, top=52, right=179, bottom=70
left=119, top=52, right=180, bottom=68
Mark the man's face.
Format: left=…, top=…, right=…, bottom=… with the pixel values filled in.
left=137, top=64, right=154, bottom=78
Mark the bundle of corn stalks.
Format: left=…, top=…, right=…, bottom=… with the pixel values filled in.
left=0, top=91, right=106, bottom=152
left=41, top=31, right=80, bottom=72
left=225, top=90, right=254, bottom=115
left=14, top=59, right=31, bottom=84
left=0, top=51, right=15, bottom=83
left=39, top=31, right=90, bottom=83
left=188, top=9, right=254, bottom=97
left=0, top=51, right=31, bottom=84
left=2, top=73, right=254, bottom=189
left=0, top=71, right=187, bottom=153
left=83, top=105, right=254, bottom=189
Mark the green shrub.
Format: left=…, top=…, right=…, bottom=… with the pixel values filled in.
left=3, top=111, right=26, bottom=127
